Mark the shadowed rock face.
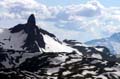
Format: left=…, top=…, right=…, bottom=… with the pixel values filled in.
left=9, top=14, right=56, bottom=53
left=9, top=14, right=45, bottom=52
left=27, top=14, right=36, bottom=26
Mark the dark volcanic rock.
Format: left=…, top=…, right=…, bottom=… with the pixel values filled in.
left=27, top=14, right=36, bottom=26
left=9, top=14, right=45, bottom=52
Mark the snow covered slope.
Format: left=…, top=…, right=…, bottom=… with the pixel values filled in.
left=0, top=14, right=78, bottom=53
left=0, top=14, right=120, bottom=79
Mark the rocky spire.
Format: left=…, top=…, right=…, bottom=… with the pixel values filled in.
left=27, top=14, right=36, bottom=26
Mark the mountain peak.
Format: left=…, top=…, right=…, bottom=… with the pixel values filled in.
left=27, top=14, right=36, bottom=26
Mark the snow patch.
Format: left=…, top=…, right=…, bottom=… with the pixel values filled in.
left=95, top=47, right=104, bottom=52
left=43, top=34, right=80, bottom=53
left=91, top=53, right=102, bottom=59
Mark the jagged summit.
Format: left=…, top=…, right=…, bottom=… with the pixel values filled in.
left=5, top=14, right=73, bottom=53
left=9, top=14, right=38, bottom=33
left=7, top=14, right=45, bottom=52
left=27, top=14, right=36, bottom=26
left=0, top=14, right=120, bottom=79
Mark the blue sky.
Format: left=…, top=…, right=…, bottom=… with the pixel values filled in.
left=37, top=0, right=120, bottom=7
left=0, top=0, right=120, bottom=42
left=38, top=0, right=88, bottom=6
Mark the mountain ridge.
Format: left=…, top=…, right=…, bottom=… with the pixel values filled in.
left=0, top=14, right=120, bottom=79
left=85, top=32, right=120, bottom=55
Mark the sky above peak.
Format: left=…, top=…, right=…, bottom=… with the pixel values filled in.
left=37, top=0, right=120, bottom=7
left=0, top=0, right=120, bottom=42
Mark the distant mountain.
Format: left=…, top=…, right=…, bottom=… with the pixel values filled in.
left=85, top=32, right=120, bottom=55
left=0, top=14, right=120, bottom=79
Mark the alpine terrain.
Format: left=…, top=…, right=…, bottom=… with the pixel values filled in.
left=0, top=14, right=120, bottom=79
left=85, top=32, right=120, bottom=55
